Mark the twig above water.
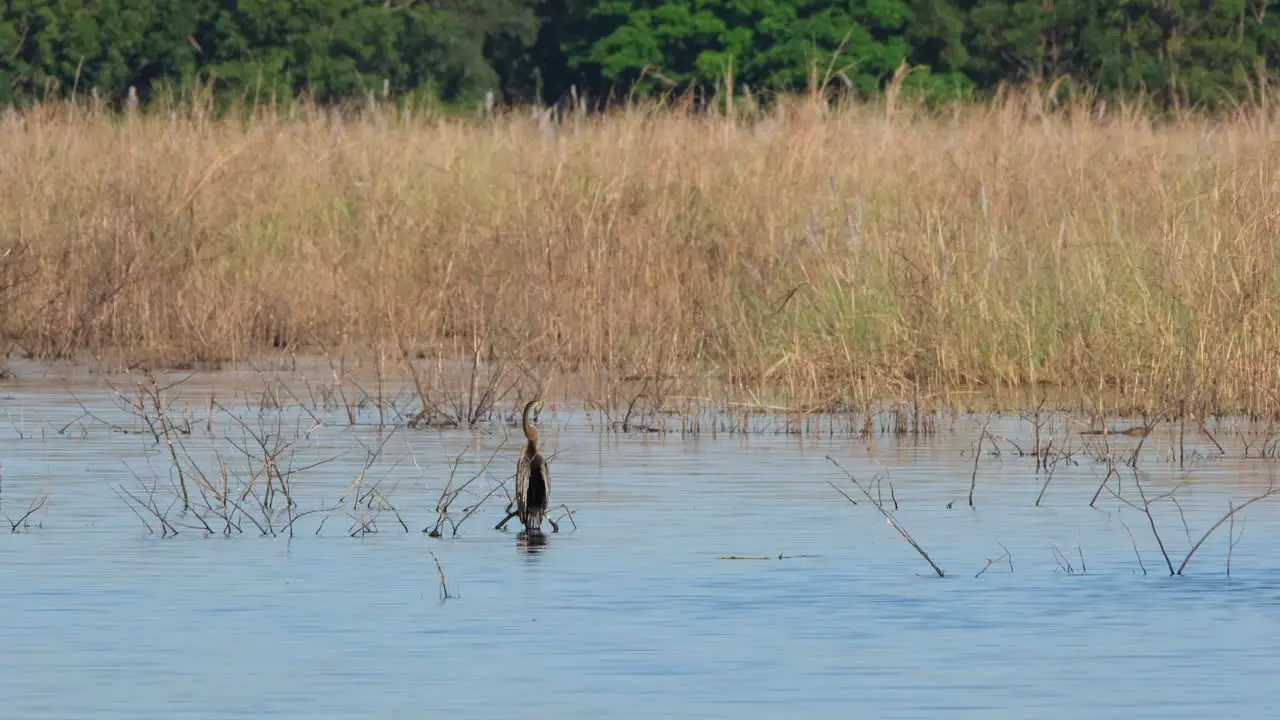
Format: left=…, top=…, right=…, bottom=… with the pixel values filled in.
left=1228, top=505, right=1245, bottom=577
left=969, top=418, right=990, bottom=507
left=1118, top=517, right=1147, bottom=575
left=427, top=442, right=506, bottom=537
left=551, top=503, right=577, bottom=532
left=974, top=543, right=1013, bottom=578
left=4, top=493, right=46, bottom=533
left=453, top=470, right=512, bottom=536
left=430, top=551, right=453, bottom=601
left=826, top=455, right=945, bottom=578
left=1177, top=482, right=1278, bottom=576
left=494, top=508, right=518, bottom=531
left=1132, top=471, right=1175, bottom=576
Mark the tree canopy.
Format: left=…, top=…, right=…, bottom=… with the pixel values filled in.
left=0, top=0, right=1276, bottom=109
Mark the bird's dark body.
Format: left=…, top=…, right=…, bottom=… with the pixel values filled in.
left=517, top=450, right=549, bottom=532
left=516, top=399, right=551, bottom=535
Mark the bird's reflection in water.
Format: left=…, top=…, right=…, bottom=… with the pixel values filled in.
left=516, top=530, right=551, bottom=557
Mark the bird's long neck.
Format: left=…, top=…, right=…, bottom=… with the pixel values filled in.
left=522, top=401, right=540, bottom=450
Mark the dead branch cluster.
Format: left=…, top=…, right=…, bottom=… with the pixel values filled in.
left=57, top=365, right=579, bottom=542
left=825, top=405, right=1280, bottom=579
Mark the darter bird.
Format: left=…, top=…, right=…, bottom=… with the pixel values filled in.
left=515, top=398, right=551, bottom=536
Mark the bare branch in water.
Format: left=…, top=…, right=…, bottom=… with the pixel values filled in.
left=551, top=504, right=578, bottom=532
left=1177, top=483, right=1278, bottom=575
left=1132, top=471, right=1174, bottom=576
left=279, top=504, right=343, bottom=537
left=1050, top=544, right=1076, bottom=574
left=1089, top=464, right=1120, bottom=508
left=111, top=484, right=155, bottom=535
left=1035, top=429, right=1078, bottom=499
left=453, top=471, right=512, bottom=536
left=494, top=509, right=518, bottom=531
left=1196, top=414, right=1226, bottom=456
left=969, top=418, right=990, bottom=508
left=114, top=474, right=179, bottom=538
left=1228, top=506, right=1246, bottom=577
left=1118, top=517, right=1147, bottom=576
left=826, top=455, right=944, bottom=578
left=430, top=552, right=453, bottom=601
left=5, top=494, right=47, bottom=532
left=1168, top=495, right=1193, bottom=544
left=825, top=479, right=859, bottom=506
left=974, top=543, right=1013, bottom=578
left=428, top=441, right=507, bottom=537
left=362, top=487, right=410, bottom=534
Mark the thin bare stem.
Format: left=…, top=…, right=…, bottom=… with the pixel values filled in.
left=969, top=418, right=989, bottom=507
left=826, top=456, right=944, bottom=578
left=1118, top=517, right=1147, bottom=576
left=1132, top=472, right=1175, bottom=576
left=430, top=552, right=453, bottom=601
left=1177, top=484, right=1278, bottom=575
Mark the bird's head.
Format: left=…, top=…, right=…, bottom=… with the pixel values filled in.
left=523, top=397, right=545, bottom=422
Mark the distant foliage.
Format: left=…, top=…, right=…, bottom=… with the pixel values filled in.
left=578, top=0, right=913, bottom=93
left=960, top=0, right=1275, bottom=107
left=0, top=0, right=538, bottom=107
left=0, top=0, right=1277, bottom=109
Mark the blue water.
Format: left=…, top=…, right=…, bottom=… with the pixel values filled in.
left=1, top=368, right=1278, bottom=718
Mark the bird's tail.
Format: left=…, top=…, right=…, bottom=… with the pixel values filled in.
left=522, top=509, right=546, bottom=535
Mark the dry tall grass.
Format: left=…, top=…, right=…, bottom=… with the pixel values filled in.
left=2, top=89, right=1279, bottom=416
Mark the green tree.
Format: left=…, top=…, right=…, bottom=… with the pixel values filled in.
left=962, top=0, right=1267, bottom=107
left=395, top=0, right=539, bottom=104
left=0, top=0, right=540, bottom=107
left=194, top=0, right=402, bottom=104
left=575, top=0, right=919, bottom=98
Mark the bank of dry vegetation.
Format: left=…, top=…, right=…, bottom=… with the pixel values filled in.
left=2, top=87, right=1279, bottom=417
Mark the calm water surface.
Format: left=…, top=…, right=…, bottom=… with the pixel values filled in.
left=1, top=368, right=1278, bottom=718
